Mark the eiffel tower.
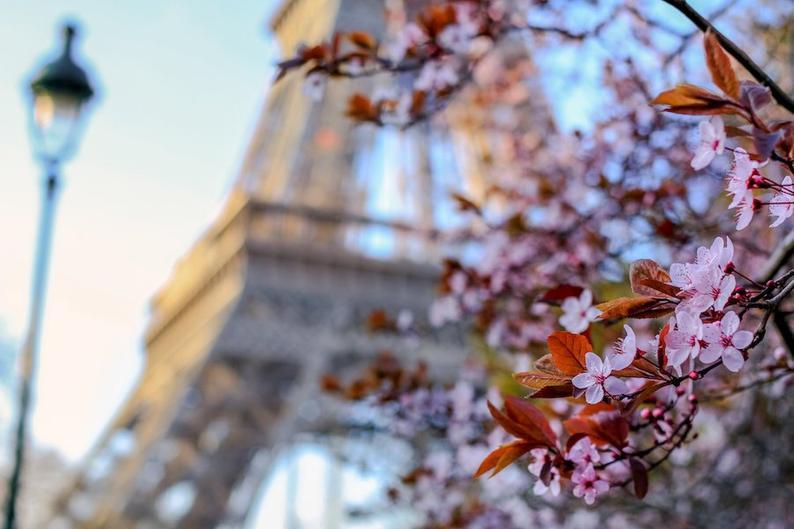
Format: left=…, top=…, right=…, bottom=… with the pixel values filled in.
left=45, top=1, right=552, bottom=527
left=45, top=1, right=464, bottom=528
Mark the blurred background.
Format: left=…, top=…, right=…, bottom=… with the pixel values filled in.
left=1, top=0, right=794, bottom=528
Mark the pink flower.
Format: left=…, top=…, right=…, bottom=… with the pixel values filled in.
left=726, top=148, right=759, bottom=208
left=560, top=289, right=601, bottom=333
left=415, top=59, right=460, bottom=92
left=438, top=24, right=472, bottom=53
left=572, top=464, right=609, bottom=505
left=429, top=296, right=461, bottom=327
left=568, top=437, right=601, bottom=466
left=769, top=176, right=794, bottom=228
left=533, top=469, right=561, bottom=497
left=691, top=116, right=725, bottom=170
left=528, top=448, right=552, bottom=476
left=606, top=324, right=636, bottom=370
left=735, top=195, right=758, bottom=231
left=695, top=236, right=734, bottom=271
left=665, top=311, right=704, bottom=370
left=387, top=23, right=427, bottom=62
left=572, top=353, right=629, bottom=404
left=701, top=311, right=752, bottom=372
left=302, top=72, right=326, bottom=101
left=691, top=267, right=735, bottom=312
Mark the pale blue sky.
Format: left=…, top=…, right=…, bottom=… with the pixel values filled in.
left=0, top=0, right=735, bottom=467
left=0, top=0, right=281, bottom=460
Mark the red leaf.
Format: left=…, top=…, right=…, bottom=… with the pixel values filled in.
left=547, top=332, right=591, bottom=376
left=596, top=296, right=675, bottom=320
left=487, top=401, right=553, bottom=448
left=630, top=458, right=649, bottom=499
left=630, top=260, right=676, bottom=297
left=540, top=284, right=584, bottom=304
left=704, top=30, right=739, bottom=99
left=503, top=396, right=558, bottom=447
left=473, top=440, right=532, bottom=478
left=651, top=83, right=741, bottom=116
left=347, top=31, right=378, bottom=50
left=564, top=410, right=629, bottom=448
left=531, top=383, right=574, bottom=399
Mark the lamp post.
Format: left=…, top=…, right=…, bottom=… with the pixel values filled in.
left=3, top=22, right=95, bottom=529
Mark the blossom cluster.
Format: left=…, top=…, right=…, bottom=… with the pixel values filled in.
left=304, top=0, right=794, bottom=522
left=691, top=116, right=794, bottom=230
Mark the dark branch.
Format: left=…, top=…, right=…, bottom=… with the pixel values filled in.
left=661, top=0, right=794, bottom=114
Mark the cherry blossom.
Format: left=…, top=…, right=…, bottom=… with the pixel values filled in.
left=735, top=195, right=759, bottom=231
left=528, top=448, right=560, bottom=496
left=726, top=148, right=759, bottom=208
left=430, top=295, right=462, bottom=327
left=571, top=464, right=610, bottom=505
left=696, top=236, right=734, bottom=272
left=769, top=176, right=794, bottom=228
left=386, top=22, right=427, bottom=63
left=415, top=59, right=460, bottom=92
left=559, top=289, right=600, bottom=333
left=568, top=437, right=601, bottom=466
left=701, top=311, right=753, bottom=372
left=572, top=353, right=629, bottom=404
left=690, top=116, right=725, bottom=170
left=606, top=324, right=637, bottom=370
left=302, top=72, right=326, bottom=101
left=532, top=468, right=561, bottom=497
left=665, top=311, right=704, bottom=370
left=691, top=266, right=735, bottom=312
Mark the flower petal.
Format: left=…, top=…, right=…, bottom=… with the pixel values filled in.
left=604, top=376, right=629, bottom=396
left=699, top=343, right=722, bottom=364
left=573, top=373, right=595, bottom=389
left=722, top=347, right=745, bottom=372
left=731, top=330, right=753, bottom=349
left=585, top=384, right=604, bottom=404
left=721, top=311, right=739, bottom=335
left=585, top=352, right=603, bottom=374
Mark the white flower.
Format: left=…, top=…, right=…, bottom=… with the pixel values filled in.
left=691, top=116, right=725, bottom=170
left=701, top=311, right=752, bottom=372
left=665, top=311, right=704, bottom=369
left=770, top=176, right=794, bottom=228
left=607, top=324, right=637, bottom=370
left=572, top=464, right=609, bottom=505
left=560, top=289, right=601, bottom=333
left=572, top=353, right=629, bottom=404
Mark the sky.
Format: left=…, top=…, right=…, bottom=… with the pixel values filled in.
left=0, top=0, right=736, bottom=525
left=0, top=0, right=281, bottom=461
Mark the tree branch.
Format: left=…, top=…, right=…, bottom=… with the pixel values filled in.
left=773, top=311, right=794, bottom=358
left=661, top=0, right=794, bottom=114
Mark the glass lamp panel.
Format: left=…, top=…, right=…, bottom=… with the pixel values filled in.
left=31, top=91, right=83, bottom=162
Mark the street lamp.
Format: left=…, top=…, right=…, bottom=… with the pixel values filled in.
left=3, top=22, right=95, bottom=529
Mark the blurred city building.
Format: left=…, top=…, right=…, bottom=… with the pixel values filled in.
left=44, top=0, right=551, bottom=527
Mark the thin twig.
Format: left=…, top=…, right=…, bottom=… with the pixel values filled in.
left=661, top=0, right=794, bottom=114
